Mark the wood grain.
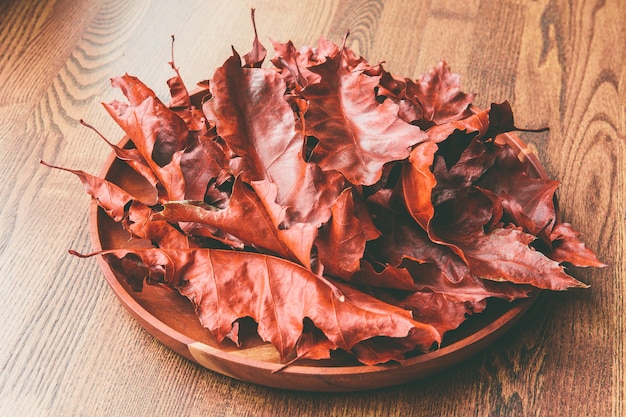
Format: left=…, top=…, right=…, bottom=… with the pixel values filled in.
left=0, top=0, right=623, bottom=415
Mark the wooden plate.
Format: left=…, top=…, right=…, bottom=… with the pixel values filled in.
left=89, top=97, right=548, bottom=392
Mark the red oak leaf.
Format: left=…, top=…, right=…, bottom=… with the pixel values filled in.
left=103, top=75, right=189, bottom=201
left=123, top=201, right=192, bottom=249
left=40, top=160, right=157, bottom=221
left=242, top=9, right=267, bottom=68
left=315, top=188, right=381, bottom=280
left=401, top=140, right=439, bottom=232
left=75, top=248, right=441, bottom=364
left=548, top=223, right=606, bottom=267
left=79, top=119, right=159, bottom=191
left=204, top=50, right=345, bottom=227
left=271, top=36, right=340, bottom=88
left=367, top=212, right=532, bottom=302
left=350, top=260, right=419, bottom=291
left=377, top=61, right=475, bottom=128
left=401, top=109, right=493, bottom=265
left=409, top=60, right=475, bottom=126
left=155, top=177, right=317, bottom=269
left=374, top=290, right=486, bottom=336
left=179, top=132, right=228, bottom=201
left=451, top=227, right=588, bottom=290
left=301, top=46, right=427, bottom=185
left=475, top=144, right=560, bottom=239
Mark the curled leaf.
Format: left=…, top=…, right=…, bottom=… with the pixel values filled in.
left=75, top=247, right=441, bottom=364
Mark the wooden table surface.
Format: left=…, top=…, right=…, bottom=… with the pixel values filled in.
left=1, top=0, right=624, bottom=415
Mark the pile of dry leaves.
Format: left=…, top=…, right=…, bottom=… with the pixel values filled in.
left=45, top=13, right=604, bottom=366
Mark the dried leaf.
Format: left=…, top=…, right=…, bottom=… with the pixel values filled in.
left=75, top=248, right=441, bottom=364
left=301, top=44, right=427, bottom=185
left=156, top=177, right=317, bottom=269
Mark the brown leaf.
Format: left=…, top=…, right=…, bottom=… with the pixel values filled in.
left=179, top=133, right=228, bottom=201
left=123, top=201, right=192, bottom=249
left=549, top=223, right=606, bottom=267
left=401, top=140, right=439, bottom=232
left=350, top=261, right=418, bottom=291
left=204, top=50, right=345, bottom=227
left=407, top=60, right=475, bottom=126
left=40, top=160, right=157, bottom=221
left=242, top=9, right=267, bottom=68
left=475, top=143, right=559, bottom=239
left=156, top=177, right=317, bottom=269
left=79, top=119, right=160, bottom=191
left=368, top=213, right=532, bottom=301
left=301, top=47, right=427, bottom=185
left=454, top=227, right=589, bottom=290
left=315, top=188, right=381, bottom=280
left=103, top=75, right=189, bottom=200
left=377, top=61, right=475, bottom=128
left=375, top=290, right=486, bottom=336
left=271, top=36, right=339, bottom=88
left=77, top=248, right=441, bottom=364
